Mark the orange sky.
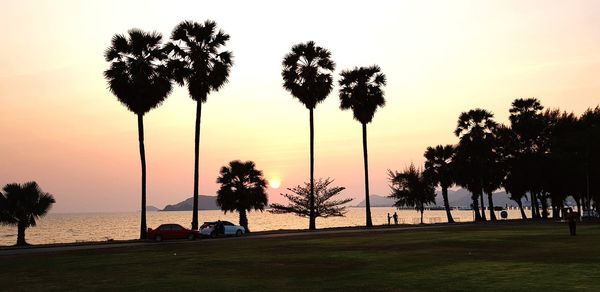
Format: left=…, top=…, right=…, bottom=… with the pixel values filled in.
left=1, top=1, right=599, bottom=212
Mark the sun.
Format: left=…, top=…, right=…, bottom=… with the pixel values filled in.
left=270, top=178, right=281, bottom=189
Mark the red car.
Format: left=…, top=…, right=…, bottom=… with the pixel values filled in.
left=147, top=224, right=200, bottom=241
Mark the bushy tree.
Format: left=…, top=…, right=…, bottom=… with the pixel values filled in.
left=388, top=164, right=436, bottom=224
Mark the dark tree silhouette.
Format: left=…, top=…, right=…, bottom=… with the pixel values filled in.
left=104, top=29, right=172, bottom=239
left=454, top=108, right=498, bottom=222
left=424, top=145, right=455, bottom=223
left=388, top=164, right=436, bottom=224
left=216, top=160, right=268, bottom=233
left=338, top=65, right=386, bottom=228
left=268, top=178, right=353, bottom=224
left=282, top=41, right=335, bottom=230
left=0, top=182, right=55, bottom=246
left=509, top=98, right=545, bottom=218
left=166, top=20, right=233, bottom=230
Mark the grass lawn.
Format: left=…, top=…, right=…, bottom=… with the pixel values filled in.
left=1, top=223, right=599, bottom=291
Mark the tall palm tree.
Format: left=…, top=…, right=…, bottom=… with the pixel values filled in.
left=388, top=164, right=436, bottom=224
left=104, top=29, right=172, bottom=239
left=0, top=182, right=55, bottom=246
left=216, top=160, right=268, bottom=233
left=454, top=108, right=498, bottom=222
left=338, top=66, right=386, bottom=227
left=282, top=41, right=335, bottom=230
left=166, top=20, right=233, bottom=230
left=424, top=145, right=455, bottom=223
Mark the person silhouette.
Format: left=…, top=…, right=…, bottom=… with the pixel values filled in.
left=387, top=213, right=391, bottom=225
left=567, top=208, right=576, bottom=236
left=393, top=212, right=398, bottom=225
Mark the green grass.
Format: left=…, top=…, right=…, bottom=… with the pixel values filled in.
left=1, top=223, right=599, bottom=291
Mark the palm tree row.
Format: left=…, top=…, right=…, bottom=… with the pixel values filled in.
left=420, top=98, right=600, bottom=222
left=105, top=21, right=387, bottom=236
left=104, top=20, right=232, bottom=239
left=282, top=42, right=386, bottom=229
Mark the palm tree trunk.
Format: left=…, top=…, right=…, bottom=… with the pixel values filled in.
left=16, top=221, right=27, bottom=246
left=516, top=198, right=527, bottom=220
left=442, top=187, right=454, bottom=223
left=192, top=101, right=202, bottom=230
left=420, top=208, right=424, bottom=224
left=472, top=194, right=482, bottom=221
left=137, top=114, right=147, bottom=240
left=308, top=108, right=316, bottom=230
left=487, top=191, right=496, bottom=221
left=531, top=192, right=540, bottom=218
left=540, top=195, right=549, bottom=219
left=362, top=123, right=373, bottom=228
left=239, top=209, right=249, bottom=233
left=479, top=192, right=487, bottom=221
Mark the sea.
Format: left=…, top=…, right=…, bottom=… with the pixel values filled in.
left=0, top=207, right=529, bottom=246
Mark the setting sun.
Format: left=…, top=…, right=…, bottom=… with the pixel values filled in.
left=270, top=178, right=281, bottom=189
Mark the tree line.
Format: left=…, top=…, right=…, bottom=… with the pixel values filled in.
left=389, top=98, right=600, bottom=223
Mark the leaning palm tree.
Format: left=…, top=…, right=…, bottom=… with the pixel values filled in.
left=166, top=20, right=233, bottom=230
left=104, top=29, right=172, bottom=239
left=424, top=145, right=455, bottom=223
left=216, top=160, right=268, bottom=233
left=282, top=41, right=335, bottom=230
left=388, top=164, right=436, bottom=224
left=339, top=66, right=386, bottom=227
left=0, top=182, right=55, bottom=246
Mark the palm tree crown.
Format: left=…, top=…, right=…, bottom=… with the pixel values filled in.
left=282, top=41, right=335, bottom=109
left=339, top=65, right=386, bottom=124
left=424, top=145, right=454, bottom=189
left=454, top=108, right=498, bottom=140
left=104, top=29, right=172, bottom=115
left=0, top=182, right=55, bottom=245
left=167, top=20, right=233, bottom=102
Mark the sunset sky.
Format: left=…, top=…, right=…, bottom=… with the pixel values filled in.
left=1, top=0, right=599, bottom=213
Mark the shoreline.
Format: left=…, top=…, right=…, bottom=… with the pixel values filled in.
left=0, top=218, right=585, bottom=255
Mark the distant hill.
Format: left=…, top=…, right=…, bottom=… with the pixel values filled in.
left=162, top=195, right=219, bottom=211
left=355, top=189, right=526, bottom=208
left=146, top=205, right=160, bottom=211
left=355, top=195, right=396, bottom=207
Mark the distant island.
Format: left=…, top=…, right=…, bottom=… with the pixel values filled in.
left=146, top=205, right=160, bottom=211
left=162, top=195, right=219, bottom=211
left=355, top=189, right=526, bottom=208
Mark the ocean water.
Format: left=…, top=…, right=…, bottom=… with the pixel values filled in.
left=0, top=207, right=528, bottom=246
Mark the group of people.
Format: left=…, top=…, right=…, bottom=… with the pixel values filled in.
left=387, top=212, right=399, bottom=225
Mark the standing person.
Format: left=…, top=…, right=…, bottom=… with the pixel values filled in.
left=393, top=212, right=398, bottom=225
left=567, top=208, right=576, bottom=236
left=387, top=213, right=391, bottom=225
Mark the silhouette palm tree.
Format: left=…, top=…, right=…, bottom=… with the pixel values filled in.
left=454, top=108, right=498, bottom=222
left=216, top=160, right=268, bottom=233
left=0, top=182, right=55, bottom=246
left=282, top=41, right=335, bottom=230
left=424, top=145, right=455, bottom=223
left=166, top=20, right=233, bottom=230
left=388, top=164, right=436, bottom=224
left=509, top=98, right=545, bottom=218
left=339, top=65, right=386, bottom=227
left=104, top=29, right=172, bottom=239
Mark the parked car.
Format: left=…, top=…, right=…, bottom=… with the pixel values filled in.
left=147, top=224, right=200, bottom=241
left=200, top=221, right=245, bottom=238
